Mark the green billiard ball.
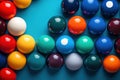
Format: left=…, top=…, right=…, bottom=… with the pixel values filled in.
left=84, top=54, right=102, bottom=71
left=76, top=36, right=94, bottom=54
left=37, top=35, right=55, bottom=54
left=27, top=52, right=46, bottom=71
left=48, top=16, right=66, bottom=34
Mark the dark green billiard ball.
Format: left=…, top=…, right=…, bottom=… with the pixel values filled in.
left=84, top=54, right=102, bottom=71
left=48, top=16, right=66, bottom=34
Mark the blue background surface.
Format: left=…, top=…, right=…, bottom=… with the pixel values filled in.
left=16, top=0, right=120, bottom=80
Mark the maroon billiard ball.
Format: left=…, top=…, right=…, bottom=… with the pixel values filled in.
left=114, top=38, right=120, bottom=54
left=0, top=18, right=6, bottom=36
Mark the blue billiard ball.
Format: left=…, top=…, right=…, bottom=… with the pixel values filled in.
left=61, top=0, right=79, bottom=15
left=56, top=35, right=74, bottom=54
left=95, top=36, right=113, bottom=55
left=101, top=0, right=119, bottom=18
left=81, top=0, right=99, bottom=17
left=0, top=54, right=6, bottom=68
left=88, top=17, right=106, bottom=35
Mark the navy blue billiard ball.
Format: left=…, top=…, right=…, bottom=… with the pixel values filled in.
left=81, top=0, right=99, bottom=17
left=56, top=35, right=74, bottom=54
left=61, top=0, right=79, bottom=15
left=0, top=53, right=6, bottom=68
left=88, top=17, right=106, bottom=35
left=95, top=36, right=113, bottom=55
left=101, top=0, right=119, bottom=18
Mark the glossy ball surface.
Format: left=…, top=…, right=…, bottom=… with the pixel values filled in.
left=95, top=36, right=113, bottom=54
left=13, top=0, right=32, bottom=9
left=17, top=34, right=35, bottom=54
left=0, top=68, right=16, bottom=80
left=88, top=17, right=106, bottom=35
left=76, top=36, right=94, bottom=54
left=0, top=54, right=6, bottom=69
left=47, top=53, right=64, bottom=69
left=68, top=16, right=86, bottom=35
left=27, top=52, right=46, bottom=71
left=56, top=35, right=74, bottom=54
left=0, top=34, right=16, bottom=54
left=114, top=38, right=120, bottom=54
left=7, top=17, right=27, bottom=36
left=0, top=18, right=6, bottom=36
left=81, top=0, right=99, bottom=17
left=84, top=54, right=102, bottom=71
left=103, top=55, right=120, bottom=73
left=101, top=0, right=119, bottom=18
left=107, top=18, right=120, bottom=35
left=0, top=1, right=16, bottom=20
left=7, top=51, right=26, bottom=70
left=65, top=53, right=83, bottom=71
left=37, top=35, right=55, bottom=54
left=61, top=0, right=79, bottom=15
left=48, top=16, right=66, bottom=34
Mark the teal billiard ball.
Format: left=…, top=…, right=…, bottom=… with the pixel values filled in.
left=101, top=0, right=119, bottom=18
left=95, top=36, right=113, bottom=54
left=56, top=35, right=74, bottom=54
left=48, top=16, right=66, bottom=34
left=88, top=17, right=106, bottom=35
left=76, top=36, right=94, bottom=54
left=27, top=52, right=46, bottom=71
left=65, top=53, right=83, bottom=71
left=84, top=54, right=102, bottom=71
left=37, top=35, right=55, bottom=54
left=81, top=0, right=99, bottom=17
left=61, top=0, right=79, bottom=15
left=47, top=53, right=64, bottom=70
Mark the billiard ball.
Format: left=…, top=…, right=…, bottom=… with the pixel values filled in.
left=76, top=36, right=94, bottom=54
left=107, top=18, right=120, bottom=35
left=84, top=54, right=102, bottom=71
left=0, top=53, right=6, bottom=69
left=7, top=17, right=27, bottom=36
left=0, top=1, right=16, bottom=20
left=101, top=0, right=119, bottom=18
left=81, top=0, right=99, bottom=17
left=114, top=38, right=120, bottom=54
left=37, top=35, right=55, bottom=54
left=56, top=35, right=74, bottom=54
left=48, top=16, right=66, bottom=34
left=7, top=51, right=26, bottom=70
left=0, top=68, right=16, bottom=80
left=13, top=0, right=32, bottom=9
left=65, top=53, right=83, bottom=71
left=61, top=0, right=79, bottom=15
left=103, top=55, right=120, bottom=73
left=68, top=16, right=87, bottom=35
left=47, top=53, right=64, bottom=70
left=95, top=36, right=113, bottom=54
left=0, top=34, right=16, bottom=54
left=0, top=18, right=6, bottom=36
left=27, top=52, right=46, bottom=71
left=88, top=17, right=106, bottom=35
left=17, top=34, right=35, bottom=54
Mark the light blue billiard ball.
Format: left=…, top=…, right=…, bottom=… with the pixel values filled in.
left=101, top=0, right=119, bottom=18
left=95, top=36, right=113, bottom=55
left=88, top=17, right=106, bottom=35
left=56, top=35, right=74, bottom=54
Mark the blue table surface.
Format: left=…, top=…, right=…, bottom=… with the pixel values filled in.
left=16, top=0, right=120, bottom=80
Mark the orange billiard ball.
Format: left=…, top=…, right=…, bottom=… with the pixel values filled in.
left=103, top=55, right=120, bottom=73
left=68, top=16, right=87, bottom=35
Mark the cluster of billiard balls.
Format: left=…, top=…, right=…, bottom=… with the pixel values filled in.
left=0, top=0, right=119, bottom=80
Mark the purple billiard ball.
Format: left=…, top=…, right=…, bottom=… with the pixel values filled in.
left=0, top=18, right=6, bottom=36
left=47, top=53, right=64, bottom=69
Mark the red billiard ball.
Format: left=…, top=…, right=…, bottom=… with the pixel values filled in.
left=0, top=34, right=16, bottom=54
left=0, top=68, right=16, bottom=80
left=0, top=1, right=16, bottom=20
